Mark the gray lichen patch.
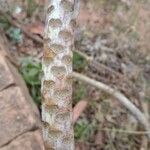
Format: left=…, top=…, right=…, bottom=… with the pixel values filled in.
left=60, top=0, right=74, bottom=12
left=51, top=44, right=65, bottom=54
left=48, top=127, right=63, bottom=139
left=43, top=80, right=55, bottom=89
left=43, top=45, right=57, bottom=59
left=62, top=55, right=72, bottom=65
left=44, top=99, right=58, bottom=109
left=53, top=88, right=71, bottom=100
left=43, top=121, right=50, bottom=128
left=65, top=75, right=73, bottom=84
left=49, top=19, right=62, bottom=28
left=55, top=111, right=71, bottom=123
left=51, top=66, right=66, bottom=77
left=53, top=89, right=71, bottom=107
left=43, top=57, right=54, bottom=66
left=47, top=5, right=55, bottom=14
left=62, top=134, right=74, bottom=145
left=59, top=30, right=73, bottom=41
left=70, top=19, right=77, bottom=28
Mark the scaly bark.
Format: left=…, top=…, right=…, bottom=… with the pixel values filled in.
left=42, top=0, right=76, bottom=149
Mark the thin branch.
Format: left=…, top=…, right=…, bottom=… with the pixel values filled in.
left=72, top=72, right=150, bottom=139
left=74, top=50, right=125, bottom=79
left=90, top=60, right=124, bottom=78
left=74, top=49, right=92, bottom=61
left=42, top=0, right=76, bottom=148
left=99, top=128, right=150, bottom=135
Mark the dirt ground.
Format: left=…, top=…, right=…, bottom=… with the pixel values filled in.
left=0, top=0, right=150, bottom=149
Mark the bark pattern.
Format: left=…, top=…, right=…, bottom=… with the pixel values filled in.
left=42, top=0, right=75, bottom=149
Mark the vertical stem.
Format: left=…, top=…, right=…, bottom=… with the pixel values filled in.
left=42, top=0, right=76, bottom=149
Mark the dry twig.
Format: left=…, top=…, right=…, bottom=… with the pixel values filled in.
left=72, top=72, right=150, bottom=139
left=99, top=128, right=150, bottom=135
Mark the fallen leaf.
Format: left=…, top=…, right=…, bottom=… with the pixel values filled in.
left=75, top=142, right=89, bottom=150
left=95, top=131, right=104, bottom=146
left=27, top=22, right=44, bottom=36
left=73, top=100, right=88, bottom=124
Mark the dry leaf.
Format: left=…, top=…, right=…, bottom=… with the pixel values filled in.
left=73, top=100, right=88, bottom=123
left=27, top=22, right=44, bottom=36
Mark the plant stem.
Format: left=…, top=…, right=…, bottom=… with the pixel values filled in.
left=42, top=0, right=77, bottom=149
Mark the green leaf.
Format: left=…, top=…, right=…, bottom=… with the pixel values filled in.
left=73, top=51, right=87, bottom=72
left=73, top=81, right=87, bottom=103
left=7, top=27, right=22, bottom=43
left=27, top=0, right=37, bottom=17
left=28, top=68, right=39, bottom=76
left=75, top=119, right=97, bottom=141
left=20, top=57, right=42, bottom=107
left=0, top=16, right=10, bottom=30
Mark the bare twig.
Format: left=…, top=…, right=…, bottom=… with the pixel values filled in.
left=72, top=72, right=150, bottom=139
left=99, top=128, right=150, bottom=135
left=74, top=49, right=92, bottom=61
left=42, top=0, right=77, bottom=149
left=90, top=60, right=124, bottom=78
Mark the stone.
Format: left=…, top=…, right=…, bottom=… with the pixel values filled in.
left=0, top=35, right=44, bottom=149
left=0, top=87, right=40, bottom=147
left=0, top=130, right=44, bottom=150
left=0, top=55, right=15, bottom=91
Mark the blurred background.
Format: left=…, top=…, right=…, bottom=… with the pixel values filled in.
left=0, top=0, right=150, bottom=149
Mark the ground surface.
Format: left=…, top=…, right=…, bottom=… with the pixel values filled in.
left=0, top=0, right=150, bottom=149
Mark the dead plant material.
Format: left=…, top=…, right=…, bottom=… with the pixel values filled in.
left=0, top=10, right=43, bottom=44
left=73, top=100, right=88, bottom=124
left=72, top=72, right=150, bottom=139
